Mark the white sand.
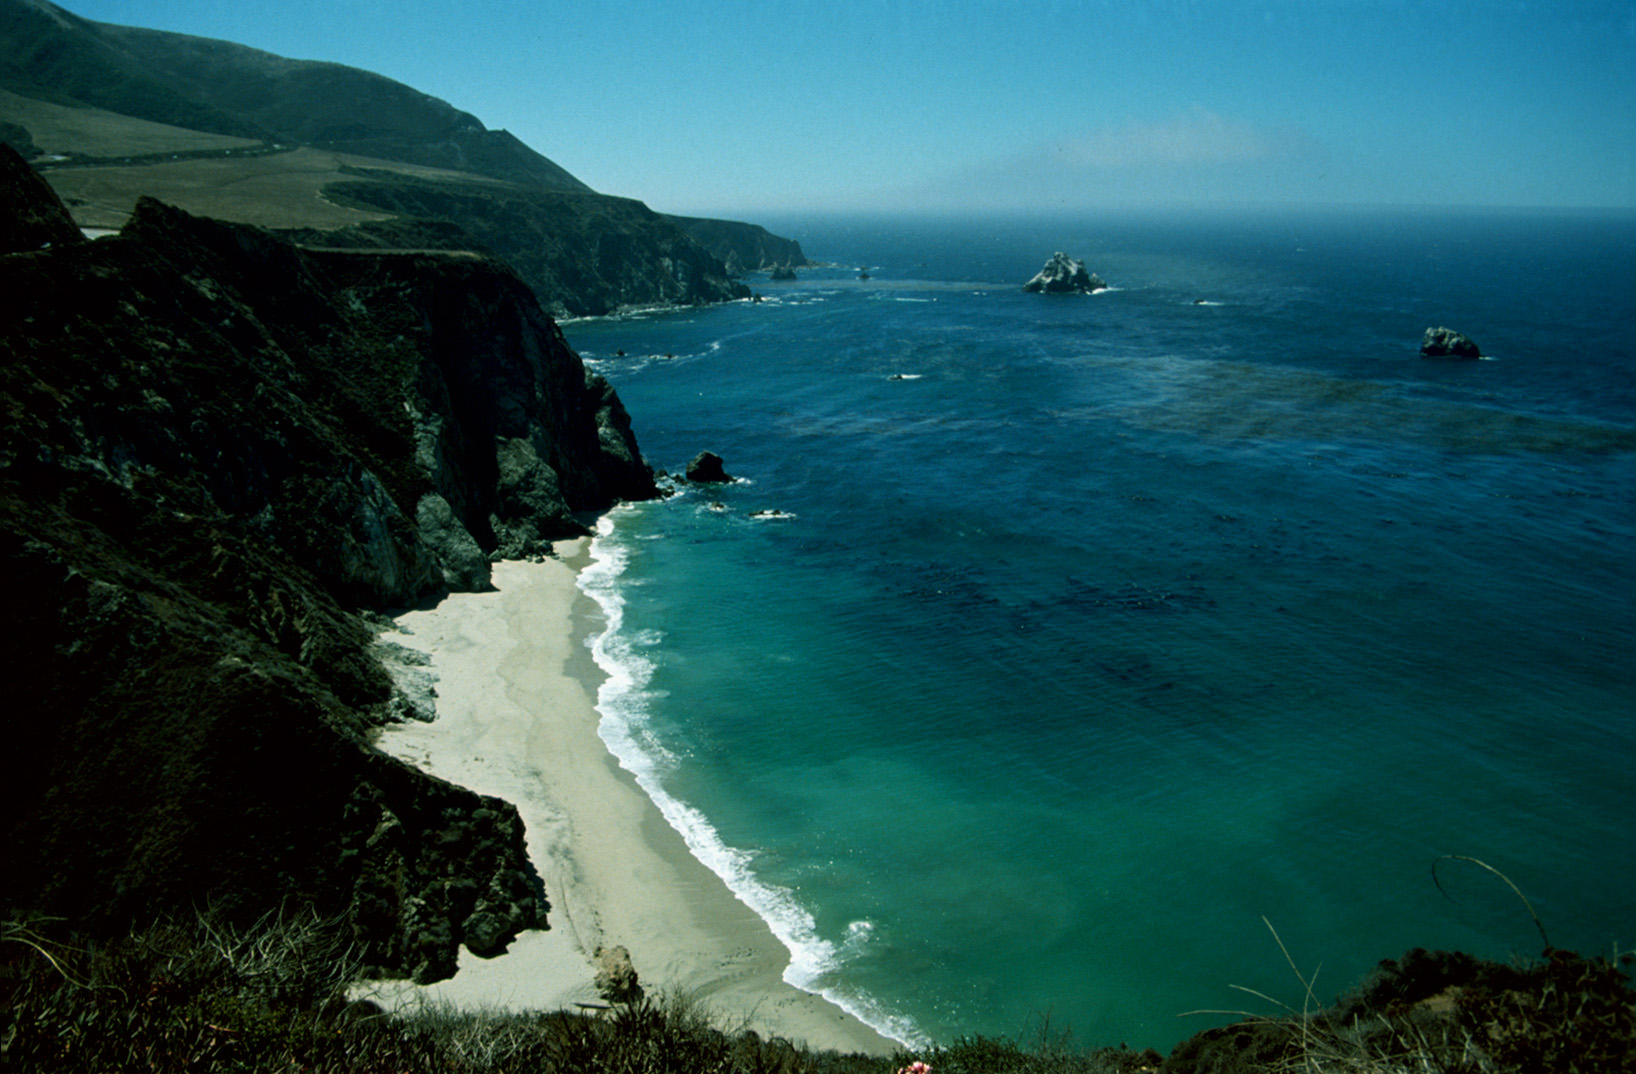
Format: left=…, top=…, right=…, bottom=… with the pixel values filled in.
left=362, top=541, right=897, bottom=1055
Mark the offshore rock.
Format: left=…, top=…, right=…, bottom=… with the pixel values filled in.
left=686, top=450, right=733, bottom=483
left=1421, top=326, right=1482, bottom=359
left=0, top=146, right=656, bottom=981
left=1023, top=251, right=1106, bottom=294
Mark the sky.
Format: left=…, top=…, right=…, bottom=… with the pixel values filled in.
left=61, top=0, right=1636, bottom=217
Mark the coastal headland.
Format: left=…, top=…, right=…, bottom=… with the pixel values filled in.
left=3, top=3, right=1631, bottom=1069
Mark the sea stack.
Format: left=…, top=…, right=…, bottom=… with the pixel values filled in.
left=1023, top=251, right=1107, bottom=294
left=686, top=450, right=734, bottom=483
left=1421, top=326, right=1483, bottom=359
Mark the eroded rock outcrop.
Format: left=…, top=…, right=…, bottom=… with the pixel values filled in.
left=0, top=140, right=84, bottom=254
left=666, top=214, right=811, bottom=275
left=594, top=944, right=644, bottom=1004
left=0, top=144, right=656, bottom=980
left=686, top=450, right=733, bottom=484
left=308, top=170, right=752, bottom=318
left=1421, top=326, right=1482, bottom=359
left=1023, top=251, right=1107, bottom=294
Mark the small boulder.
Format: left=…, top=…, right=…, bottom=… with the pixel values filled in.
left=1420, top=326, right=1482, bottom=359
left=686, top=450, right=733, bottom=483
left=594, top=945, right=643, bottom=1004
left=770, top=263, right=797, bottom=280
left=1023, top=251, right=1106, bottom=294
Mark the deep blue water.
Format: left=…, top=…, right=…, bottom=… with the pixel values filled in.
left=565, top=208, right=1635, bottom=1051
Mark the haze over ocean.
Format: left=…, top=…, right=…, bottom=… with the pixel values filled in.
left=59, top=2, right=1635, bottom=216
left=565, top=208, right=1635, bottom=1050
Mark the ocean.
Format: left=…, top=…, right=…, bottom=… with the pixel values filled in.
left=562, top=208, right=1635, bottom=1051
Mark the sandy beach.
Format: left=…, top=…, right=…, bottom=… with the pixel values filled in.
left=365, top=540, right=897, bottom=1056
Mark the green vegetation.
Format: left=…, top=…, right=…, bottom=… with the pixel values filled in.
left=0, top=0, right=587, bottom=190
left=0, top=1, right=795, bottom=311
left=4, top=910, right=1629, bottom=1073
left=35, top=145, right=432, bottom=229
left=0, top=910, right=894, bottom=1074
left=305, top=167, right=748, bottom=316
left=0, top=87, right=261, bottom=160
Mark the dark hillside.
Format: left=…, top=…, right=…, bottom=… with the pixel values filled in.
left=0, top=0, right=267, bottom=137
left=302, top=168, right=750, bottom=316
left=0, top=0, right=588, bottom=189
left=0, top=145, right=655, bottom=980
left=667, top=213, right=812, bottom=273
left=0, top=0, right=815, bottom=316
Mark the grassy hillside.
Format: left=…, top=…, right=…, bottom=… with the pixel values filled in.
left=0, top=0, right=588, bottom=189
left=0, top=0, right=816, bottom=317
left=39, top=147, right=482, bottom=230
left=3, top=910, right=1630, bottom=1073
left=0, top=87, right=260, bottom=159
left=0, top=0, right=263, bottom=137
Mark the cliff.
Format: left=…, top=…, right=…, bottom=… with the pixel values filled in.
left=666, top=214, right=811, bottom=274
left=0, top=145, right=657, bottom=982
left=296, top=168, right=750, bottom=318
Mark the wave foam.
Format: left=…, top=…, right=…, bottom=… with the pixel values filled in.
left=578, top=510, right=926, bottom=1049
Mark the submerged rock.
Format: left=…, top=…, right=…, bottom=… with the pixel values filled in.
left=1023, top=251, right=1106, bottom=294
left=1421, top=326, right=1482, bottom=359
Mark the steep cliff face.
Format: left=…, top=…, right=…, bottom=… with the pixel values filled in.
left=307, top=170, right=751, bottom=318
left=666, top=214, right=811, bottom=274
left=0, top=145, right=655, bottom=981
left=1, top=132, right=80, bottom=249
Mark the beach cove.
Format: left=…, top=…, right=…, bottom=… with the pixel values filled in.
left=363, top=541, right=897, bottom=1055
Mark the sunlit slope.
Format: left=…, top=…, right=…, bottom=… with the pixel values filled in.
left=0, top=0, right=589, bottom=189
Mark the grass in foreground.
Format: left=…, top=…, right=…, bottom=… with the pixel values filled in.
left=1, top=910, right=1629, bottom=1073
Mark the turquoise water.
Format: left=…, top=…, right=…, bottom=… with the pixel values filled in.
left=565, top=209, right=1635, bottom=1051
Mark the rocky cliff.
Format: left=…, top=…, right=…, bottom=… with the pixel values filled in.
left=296, top=168, right=750, bottom=318
left=1023, top=251, right=1106, bottom=294
left=666, top=214, right=811, bottom=274
left=0, top=145, right=656, bottom=981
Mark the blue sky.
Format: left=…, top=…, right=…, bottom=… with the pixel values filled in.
left=64, top=0, right=1636, bottom=215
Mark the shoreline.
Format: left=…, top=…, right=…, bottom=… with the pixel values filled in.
left=364, top=540, right=898, bottom=1056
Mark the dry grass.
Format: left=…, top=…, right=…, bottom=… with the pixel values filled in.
left=2, top=893, right=1628, bottom=1072
left=0, top=910, right=889, bottom=1073
left=32, top=146, right=497, bottom=230
left=0, top=88, right=261, bottom=159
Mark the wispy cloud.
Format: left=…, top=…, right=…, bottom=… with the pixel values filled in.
left=891, top=108, right=1331, bottom=210
left=1052, top=108, right=1321, bottom=169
